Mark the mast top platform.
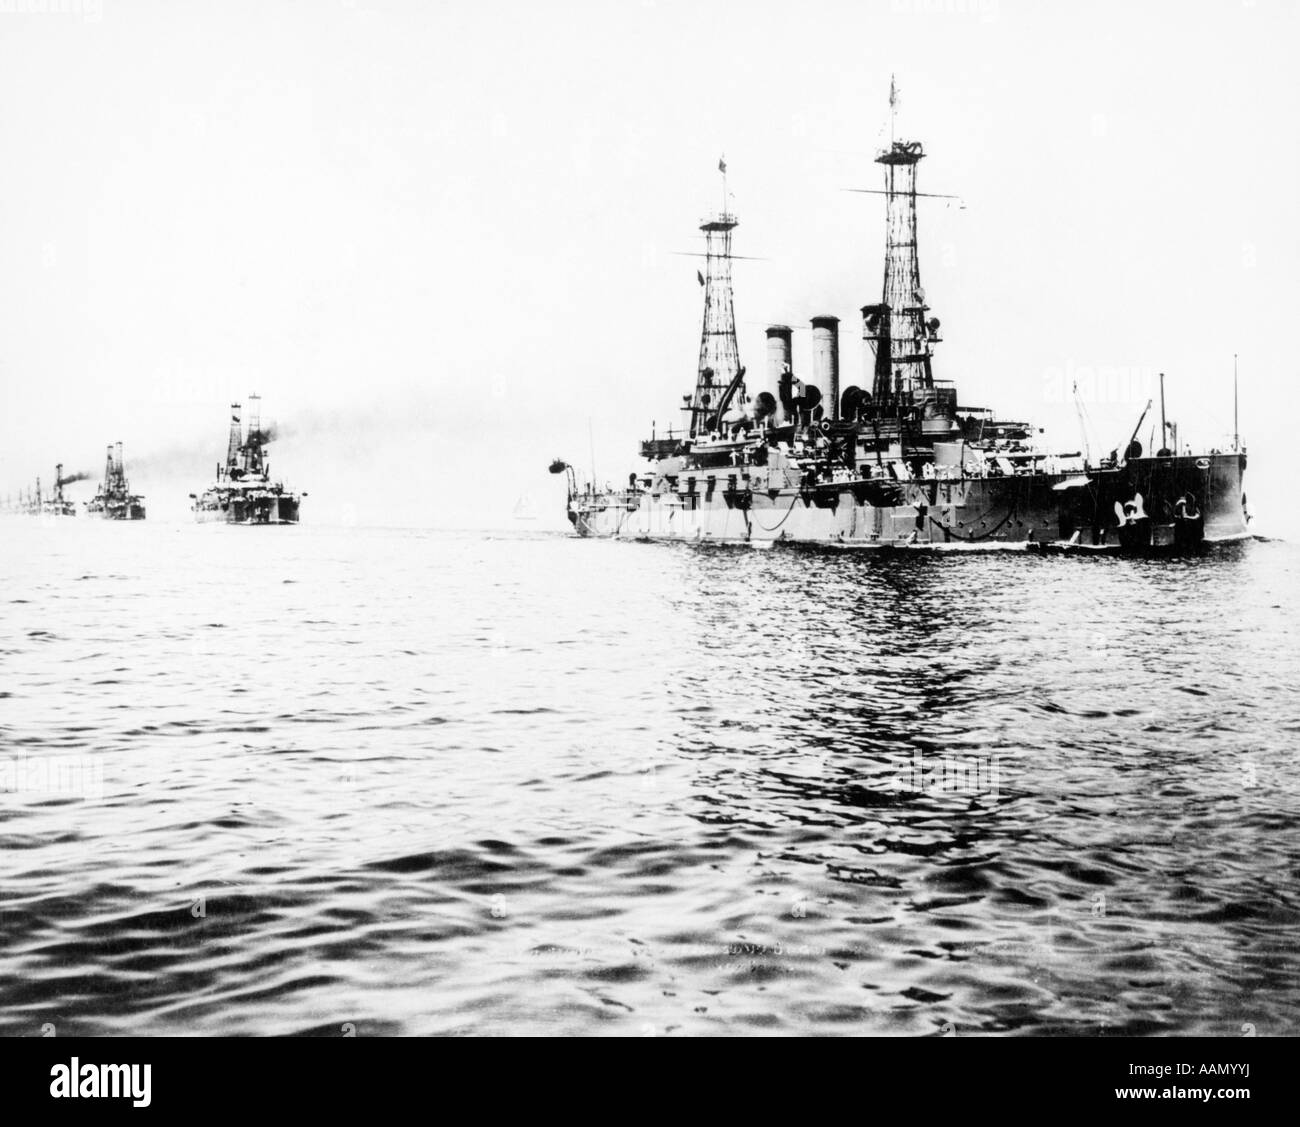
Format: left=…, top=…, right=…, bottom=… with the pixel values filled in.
left=876, top=140, right=925, bottom=166
left=699, top=212, right=738, bottom=232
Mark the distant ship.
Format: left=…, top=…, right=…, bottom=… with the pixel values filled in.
left=0, top=488, right=34, bottom=515
left=1, top=466, right=83, bottom=517
left=40, top=466, right=80, bottom=518
left=192, top=396, right=302, bottom=524
left=553, top=98, right=1249, bottom=553
left=512, top=494, right=538, bottom=521
left=86, top=443, right=145, bottom=520
left=39, top=465, right=80, bottom=517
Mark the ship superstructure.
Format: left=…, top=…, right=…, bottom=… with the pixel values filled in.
left=192, top=396, right=302, bottom=525
left=555, top=101, right=1250, bottom=553
left=86, top=443, right=146, bottom=520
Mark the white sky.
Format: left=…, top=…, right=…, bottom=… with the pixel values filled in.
left=1, top=0, right=1296, bottom=535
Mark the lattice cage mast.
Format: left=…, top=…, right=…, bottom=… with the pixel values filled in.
left=685, top=167, right=747, bottom=437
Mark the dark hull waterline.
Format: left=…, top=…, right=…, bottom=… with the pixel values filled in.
left=571, top=452, right=1248, bottom=554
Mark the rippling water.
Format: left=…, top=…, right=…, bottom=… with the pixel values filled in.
left=2, top=520, right=1298, bottom=1036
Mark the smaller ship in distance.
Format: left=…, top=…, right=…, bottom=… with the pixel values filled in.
left=512, top=494, right=538, bottom=521
left=0, top=465, right=84, bottom=517
left=86, top=443, right=146, bottom=520
left=191, top=395, right=303, bottom=525
left=42, top=465, right=81, bottom=518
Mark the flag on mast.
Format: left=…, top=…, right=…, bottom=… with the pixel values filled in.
left=697, top=269, right=705, bottom=287
left=718, top=156, right=726, bottom=174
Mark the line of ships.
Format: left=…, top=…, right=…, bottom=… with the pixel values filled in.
left=0, top=395, right=302, bottom=525
left=554, top=108, right=1252, bottom=554
left=0, top=103, right=1257, bottom=548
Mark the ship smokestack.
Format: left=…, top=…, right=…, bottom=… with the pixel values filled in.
left=811, top=316, right=840, bottom=421
left=765, top=325, right=793, bottom=423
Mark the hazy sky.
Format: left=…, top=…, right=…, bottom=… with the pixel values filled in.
left=1, top=0, right=1296, bottom=534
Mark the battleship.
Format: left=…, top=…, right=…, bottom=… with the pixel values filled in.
left=553, top=109, right=1250, bottom=554
left=191, top=396, right=302, bottom=525
left=0, top=466, right=83, bottom=518
left=42, top=467, right=81, bottom=518
left=86, top=443, right=146, bottom=520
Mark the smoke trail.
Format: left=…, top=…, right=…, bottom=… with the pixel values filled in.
left=57, top=470, right=92, bottom=486
left=109, top=385, right=463, bottom=486
left=125, top=438, right=211, bottom=479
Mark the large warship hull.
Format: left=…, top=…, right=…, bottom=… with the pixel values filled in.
left=194, top=493, right=300, bottom=525
left=37, top=502, right=78, bottom=518
left=571, top=452, right=1248, bottom=552
left=87, top=500, right=146, bottom=520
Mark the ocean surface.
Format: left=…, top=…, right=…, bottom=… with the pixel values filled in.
left=2, top=519, right=1298, bottom=1037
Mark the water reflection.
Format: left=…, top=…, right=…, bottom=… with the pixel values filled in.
left=659, top=543, right=1299, bottom=1033
left=0, top=525, right=1295, bottom=1036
